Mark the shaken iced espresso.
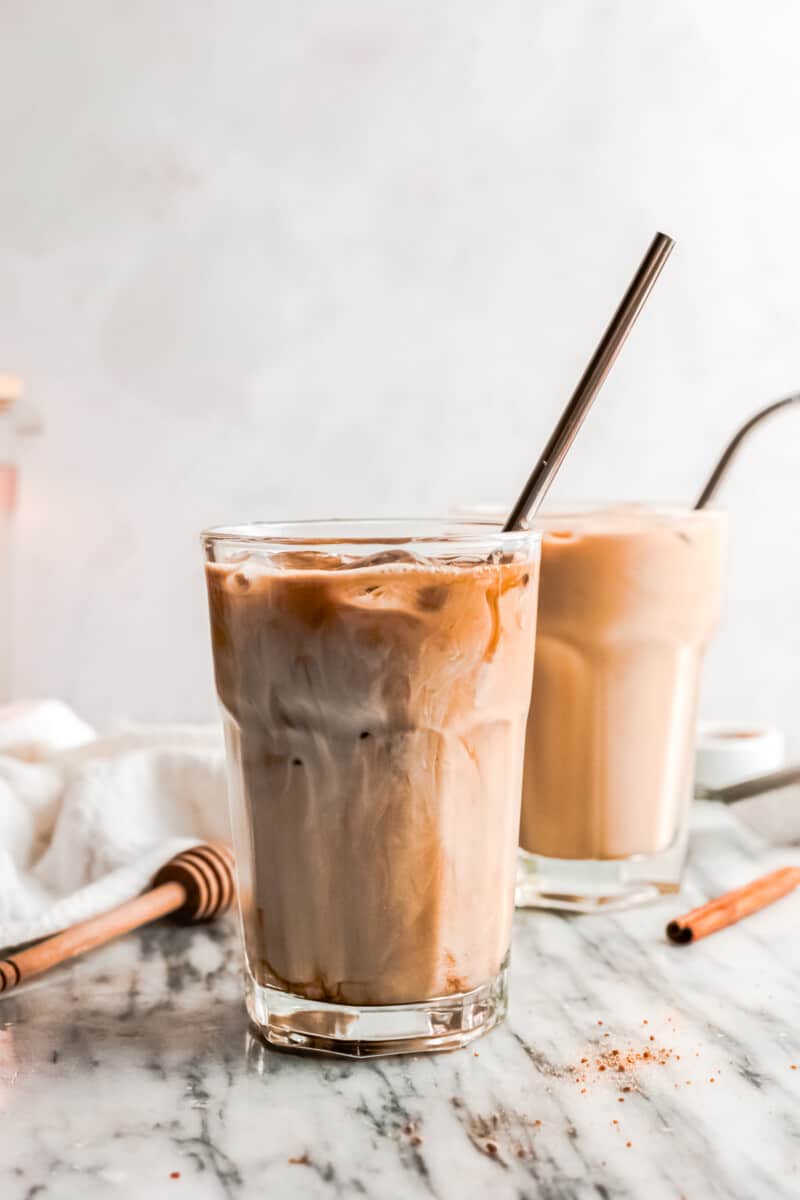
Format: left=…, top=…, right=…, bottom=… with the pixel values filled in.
left=204, top=521, right=540, bottom=1055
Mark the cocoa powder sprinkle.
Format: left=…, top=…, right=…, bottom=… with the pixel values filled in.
left=574, top=1027, right=678, bottom=1092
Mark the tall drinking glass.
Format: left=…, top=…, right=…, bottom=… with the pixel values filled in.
left=518, top=506, right=727, bottom=909
left=454, top=504, right=727, bottom=910
left=203, top=520, right=540, bottom=1056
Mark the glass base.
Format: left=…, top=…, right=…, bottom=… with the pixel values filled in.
left=515, top=830, right=688, bottom=912
left=244, top=963, right=508, bottom=1058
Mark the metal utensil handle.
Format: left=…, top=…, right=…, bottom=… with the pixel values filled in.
left=697, top=764, right=800, bottom=805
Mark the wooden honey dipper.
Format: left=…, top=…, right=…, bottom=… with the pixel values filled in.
left=0, top=843, right=236, bottom=995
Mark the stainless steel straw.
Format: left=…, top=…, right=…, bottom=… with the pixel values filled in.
left=695, top=392, right=800, bottom=509
left=695, top=764, right=800, bottom=805
left=504, top=231, right=675, bottom=531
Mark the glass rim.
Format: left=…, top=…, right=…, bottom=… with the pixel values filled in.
left=201, top=517, right=541, bottom=551
left=452, top=502, right=727, bottom=525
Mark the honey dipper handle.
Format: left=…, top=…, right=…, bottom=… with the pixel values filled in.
left=0, top=881, right=186, bottom=995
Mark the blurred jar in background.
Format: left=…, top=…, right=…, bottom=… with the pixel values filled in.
left=0, top=376, right=22, bottom=512
left=0, top=376, right=26, bottom=701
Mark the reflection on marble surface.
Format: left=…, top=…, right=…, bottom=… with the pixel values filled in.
left=1, top=804, right=799, bottom=1199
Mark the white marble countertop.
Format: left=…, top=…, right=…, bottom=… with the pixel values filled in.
left=2, top=803, right=799, bottom=1200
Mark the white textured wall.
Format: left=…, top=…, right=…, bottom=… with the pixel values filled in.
left=1, top=2, right=799, bottom=742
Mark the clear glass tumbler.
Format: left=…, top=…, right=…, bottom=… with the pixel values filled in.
left=517, top=506, right=727, bottom=910
left=202, top=519, right=541, bottom=1056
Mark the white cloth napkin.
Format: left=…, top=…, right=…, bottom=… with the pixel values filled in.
left=0, top=700, right=229, bottom=951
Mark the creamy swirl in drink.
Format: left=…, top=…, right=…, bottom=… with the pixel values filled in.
left=206, top=540, right=539, bottom=1007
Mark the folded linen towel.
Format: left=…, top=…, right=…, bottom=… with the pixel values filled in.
left=0, top=700, right=228, bottom=951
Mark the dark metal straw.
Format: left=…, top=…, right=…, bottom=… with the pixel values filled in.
left=696, top=764, right=800, bottom=805
left=504, top=231, right=675, bottom=531
left=694, top=393, right=800, bottom=509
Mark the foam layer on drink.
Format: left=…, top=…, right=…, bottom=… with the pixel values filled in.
left=206, top=545, right=539, bottom=1006
left=521, top=506, right=726, bottom=861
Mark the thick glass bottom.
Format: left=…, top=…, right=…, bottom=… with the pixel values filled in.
left=245, top=962, right=508, bottom=1058
left=515, top=829, right=689, bottom=912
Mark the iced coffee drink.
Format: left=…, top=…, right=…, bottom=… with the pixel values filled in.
left=203, top=520, right=540, bottom=1055
left=518, top=505, right=726, bottom=909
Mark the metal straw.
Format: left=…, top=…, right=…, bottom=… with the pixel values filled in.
left=695, top=764, right=800, bottom=805
left=504, top=231, right=675, bottom=531
left=695, top=392, right=800, bottom=509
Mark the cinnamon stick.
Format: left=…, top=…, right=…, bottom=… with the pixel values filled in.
left=666, top=866, right=800, bottom=944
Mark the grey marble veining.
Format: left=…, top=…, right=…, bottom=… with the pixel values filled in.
left=2, top=804, right=799, bottom=1200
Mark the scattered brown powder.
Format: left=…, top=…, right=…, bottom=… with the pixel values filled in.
left=579, top=1039, right=675, bottom=1085
left=570, top=1024, right=707, bottom=1107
